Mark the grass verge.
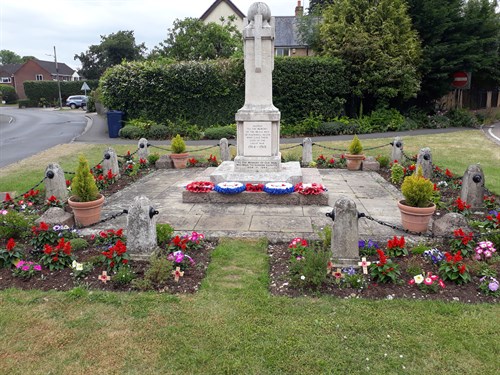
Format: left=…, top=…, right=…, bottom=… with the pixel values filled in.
left=0, top=239, right=498, bottom=374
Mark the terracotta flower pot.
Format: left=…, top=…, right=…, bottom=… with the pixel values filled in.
left=397, top=200, right=436, bottom=233
left=170, top=153, right=189, bottom=169
left=68, top=194, right=105, bottom=227
left=345, top=154, right=364, bottom=171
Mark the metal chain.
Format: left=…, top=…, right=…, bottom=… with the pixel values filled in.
left=360, top=214, right=500, bottom=239
left=77, top=209, right=129, bottom=229
left=363, top=143, right=392, bottom=151
left=117, top=148, right=139, bottom=158
left=188, top=144, right=219, bottom=153
left=313, top=143, right=348, bottom=152
left=401, top=149, right=417, bottom=162
left=280, top=143, right=303, bottom=151
left=149, top=144, right=172, bottom=152
left=1, top=177, right=47, bottom=209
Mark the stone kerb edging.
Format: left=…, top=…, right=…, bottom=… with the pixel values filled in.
left=182, top=190, right=328, bottom=205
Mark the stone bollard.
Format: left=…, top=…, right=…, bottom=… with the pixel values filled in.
left=126, top=196, right=159, bottom=260
left=102, top=147, right=120, bottom=178
left=330, top=198, right=360, bottom=267
left=44, top=163, right=68, bottom=201
left=391, top=137, right=403, bottom=163
left=220, top=138, right=231, bottom=162
left=416, top=147, right=433, bottom=179
left=461, top=164, right=485, bottom=209
left=302, top=138, right=313, bottom=166
left=138, top=138, right=149, bottom=160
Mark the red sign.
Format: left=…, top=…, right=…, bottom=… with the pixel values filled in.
left=452, top=71, right=469, bottom=89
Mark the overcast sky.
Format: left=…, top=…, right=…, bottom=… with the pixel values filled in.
left=0, top=0, right=309, bottom=70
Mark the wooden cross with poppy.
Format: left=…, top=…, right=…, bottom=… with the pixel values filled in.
left=98, top=271, right=111, bottom=283
left=358, top=257, right=371, bottom=274
left=172, top=267, right=184, bottom=282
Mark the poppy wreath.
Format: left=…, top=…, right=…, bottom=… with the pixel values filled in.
left=186, top=181, right=215, bottom=193
left=214, top=182, right=246, bottom=194
left=294, top=183, right=327, bottom=195
left=263, top=182, right=295, bottom=195
left=245, top=183, right=264, bottom=192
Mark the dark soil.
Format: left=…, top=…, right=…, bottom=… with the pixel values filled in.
left=0, top=240, right=215, bottom=293
left=268, top=243, right=499, bottom=303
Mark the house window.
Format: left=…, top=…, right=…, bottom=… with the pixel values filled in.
left=275, top=48, right=291, bottom=57
left=1, top=77, right=11, bottom=83
left=36, top=74, right=43, bottom=81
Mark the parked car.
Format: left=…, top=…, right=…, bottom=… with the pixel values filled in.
left=66, top=95, right=88, bottom=109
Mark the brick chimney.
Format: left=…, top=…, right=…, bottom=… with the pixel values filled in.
left=295, top=0, right=304, bottom=16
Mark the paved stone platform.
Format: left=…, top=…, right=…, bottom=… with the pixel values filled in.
left=87, top=168, right=407, bottom=243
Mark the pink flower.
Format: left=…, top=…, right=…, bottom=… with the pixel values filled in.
left=424, top=277, right=433, bottom=286
left=438, top=279, right=445, bottom=288
left=34, top=265, right=42, bottom=271
left=22, top=265, right=30, bottom=271
left=484, top=250, right=492, bottom=258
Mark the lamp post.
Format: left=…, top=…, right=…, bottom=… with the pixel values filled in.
left=47, top=46, right=63, bottom=108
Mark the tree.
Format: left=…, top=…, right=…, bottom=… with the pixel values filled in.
left=407, top=0, right=500, bottom=105
left=74, top=30, right=146, bottom=79
left=308, top=0, right=334, bottom=13
left=152, top=17, right=242, bottom=61
left=0, top=50, right=23, bottom=64
left=319, top=0, right=421, bottom=114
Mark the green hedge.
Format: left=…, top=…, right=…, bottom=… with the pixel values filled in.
left=100, top=57, right=349, bottom=128
left=23, top=80, right=99, bottom=104
left=0, top=84, right=18, bottom=104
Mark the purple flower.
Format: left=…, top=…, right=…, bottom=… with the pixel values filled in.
left=367, top=239, right=377, bottom=248
left=34, top=265, right=42, bottom=271
left=344, top=267, right=356, bottom=276
left=358, top=240, right=366, bottom=248
left=175, top=252, right=184, bottom=263
left=22, top=265, right=30, bottom=271
left=489, top=281, right=499, bottom=292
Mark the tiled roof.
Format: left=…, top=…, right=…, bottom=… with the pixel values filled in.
left=35, top=59, right=75, bottom=76
left=0, top=63, right=22, bottom=75
left=200, top=0, right=245, bottom=20
left=275, top=16, right=305, bottom=48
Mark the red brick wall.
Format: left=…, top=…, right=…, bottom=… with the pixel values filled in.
left=13, top=60, right=52, bottom=99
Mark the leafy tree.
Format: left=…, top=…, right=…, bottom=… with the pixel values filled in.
left=407, top=0, right=500, bottom=105
left=319, top=0, right=421, bottom=114
left=0, top=50, right=23, bottom=64
left=74, top=30, right=146, bottom=79
left=152, top=17, right=242, bottom=61
left=308, top=0, right=333, bottom=12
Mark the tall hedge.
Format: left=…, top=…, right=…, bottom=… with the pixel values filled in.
left=24, top=80, right=100, bottom=104
left=0, top=84, right=18, bottom=104
left=100, top=57, right=349, bottom=127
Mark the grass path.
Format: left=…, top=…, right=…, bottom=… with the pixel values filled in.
left=1, top=239, right=499, bottom=374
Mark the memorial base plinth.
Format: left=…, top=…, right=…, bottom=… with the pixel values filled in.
left=210, top=161, right=303, bottom=185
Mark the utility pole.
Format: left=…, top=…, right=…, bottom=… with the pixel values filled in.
left=54, top=46, right=63, bottom=108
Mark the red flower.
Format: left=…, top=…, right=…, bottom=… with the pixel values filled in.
left=376, top=249, right=387, bottom=265
left=116, top=229, right=123, bottom=237
left=433, top=183, right=439, bottom=191
left=445, top=169, right=453, bottom=178
left=122, top=259, right=128, bottom=264
left=3, top=193, right=13, bottom=202
left=52, top=256, right=59, bottom=262
left=453, top=251, right=463, bottom=263
left=409, top=164, right=416, bottom=171
left=44, top=244, right=53, bottom=255
left=66, top=179, right=71, bottom=187
left=458, top=264, right=466, bottom=274
left=6, top=238, right=15, bottom=251
left=40, top=222, right=49, bottom=231
left=110, top=261, right=115, bottom=268
left=444, top=252, right=453, bottom=262
left=100, top=232, right=108, bottom=238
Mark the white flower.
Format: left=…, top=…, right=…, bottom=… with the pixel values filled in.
left=300, top=275, right=305, bottom=280
left=413, top=274, right=424, bottom=284
left=72, top=260, right=83, bottom=271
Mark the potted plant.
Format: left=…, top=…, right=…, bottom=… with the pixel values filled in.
left=345, top=135, right=364, bottom=170
left=397, top=165, right=436, bottom=233
left=170, top=134, right=189, bottom=169
left=68, top=155, right=105, bottom=227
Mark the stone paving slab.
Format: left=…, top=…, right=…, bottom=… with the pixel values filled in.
left=81, top=168, right=415, bottom=243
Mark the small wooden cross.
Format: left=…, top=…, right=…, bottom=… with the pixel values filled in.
left=172, top=267, right=184, bottom=282
left=98, top=271, right=110, bottom=283
left=358, top=257, right=372, bottom=274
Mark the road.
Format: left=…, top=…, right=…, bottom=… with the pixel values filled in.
left=483, top=122, right=500, bottom=145
left=0, top=108, right=87, bottom=168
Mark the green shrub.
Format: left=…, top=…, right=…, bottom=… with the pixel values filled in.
left=185, top=124, right=203, bottom=140
left=296, top=113, right=323, bottom=135
left=0, top=211, right=34, bottom=240
left=23, top=80, right=99, bottom=104
left=69, top=238, right=89, bottom=251
left=171, top=134, right=186, bottom=154
left=391, top=163, right=405, bottom=184
left=0, top=84, right=18, bottom=104
left=348, top=135, right=363, bottom=155
left=148, top=153, right=160, bottom=166
left=17, top=99, right=32, bottom=108
left=71, top=155, right=99, bottom=202
left=156, top=223, right=174, bottom=247
left=401, top=166, right=434, bottom=207
left=400, top=117, right=419, bottom=130
left=368, top=108, right=405, bottom=132
left=425, top=115, right=450, bottom=129
left=119, top=125, right=144, bottom=139
left=112, top=267, right=136, bottom=285
left=289, top=246, right=330, bottom=289
left=86, top=93, right=96, bottom=112
left=148, top=124, right=170, bottom=140
left=131, top=278, right=152, bottom=291
left=447, top=108, right=479, bottom=128
left=144, top=256, right=173, bottom=284
left=376, top=155, right=390, bottom=168
left=127, top=118, right=158, bottom=132
left=204, top=125, right=236, bottom=140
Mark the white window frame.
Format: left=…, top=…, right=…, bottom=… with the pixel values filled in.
left=36, top=74, right=43, bottom=81
left=1, top=77, right=11, bottom=83
left=275, top=48, right=291, bottom=57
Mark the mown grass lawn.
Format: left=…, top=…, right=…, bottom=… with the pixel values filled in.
left=1, top=239, right=499, bottom=374
left=1, top=129, right=499, bottom=195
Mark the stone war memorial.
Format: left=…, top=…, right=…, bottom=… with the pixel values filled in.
left=210, top=2, right=302, bottom=185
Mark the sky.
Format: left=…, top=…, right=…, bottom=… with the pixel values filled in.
left=0, top=0, right=309, bottom=70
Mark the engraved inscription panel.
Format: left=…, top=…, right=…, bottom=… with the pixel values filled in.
left=243, top=122, right=272, bottom=156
